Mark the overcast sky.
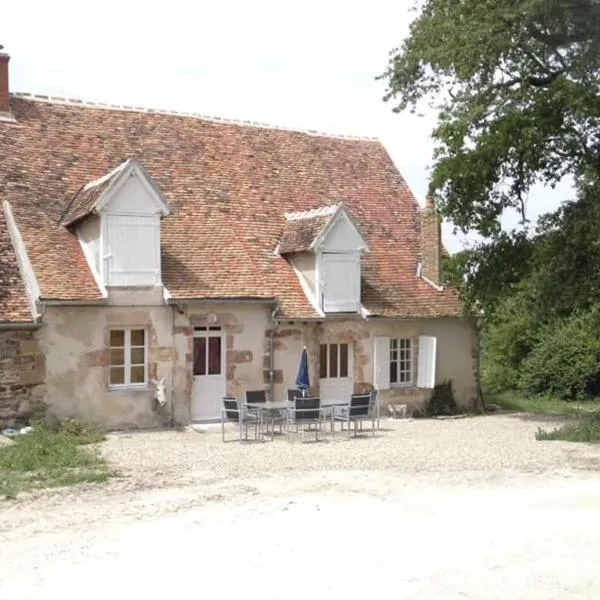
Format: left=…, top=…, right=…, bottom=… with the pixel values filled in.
left=2, top=0, right=573, bottom=253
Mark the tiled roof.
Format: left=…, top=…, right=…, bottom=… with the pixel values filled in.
left=0, top=209, right=33, bottom=323
left=278, top=205, right=338, bottom=254
left=0, top=94, right=462, bottom=319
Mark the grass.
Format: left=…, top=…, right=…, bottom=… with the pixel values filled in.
left=488, top=391, right=600, bottom=416
left=0, top=422, right=114, bottom=500
left=487, top=391, right=600, bottom=443
left=535, top=413, right=600, bottom=442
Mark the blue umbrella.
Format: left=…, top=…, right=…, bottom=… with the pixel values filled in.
left=295, top=346, right=310, bottom=397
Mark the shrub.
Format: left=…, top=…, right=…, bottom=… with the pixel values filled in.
left=426, top=380, right=458, bottom=417
left=482, top=289, right=538, bottom=392
left=519, top=309, right=600, bottom=400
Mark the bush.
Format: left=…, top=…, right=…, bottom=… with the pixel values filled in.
left=426, top=380, right=458, bottom=417
left=519, top=310, right=600, bottom=400
left=482, top=289, right=538, bottom=392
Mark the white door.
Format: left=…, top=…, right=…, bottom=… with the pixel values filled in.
left=319, top=342, right=353, bottom=404
left=191, top=326, right=226, bottom=421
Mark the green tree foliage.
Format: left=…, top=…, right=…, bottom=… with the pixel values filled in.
left=519, top=309, right=600, bottom=399
left=381, top=0, right=600, bottom=235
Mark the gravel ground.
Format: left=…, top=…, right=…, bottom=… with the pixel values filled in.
left=2, top=414, right=600, bottom=599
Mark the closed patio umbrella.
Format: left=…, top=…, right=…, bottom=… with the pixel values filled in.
left=295, top=346, right=310, bottom=397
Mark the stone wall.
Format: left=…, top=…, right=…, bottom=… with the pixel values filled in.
left=0, top=329, right=45, bottom=427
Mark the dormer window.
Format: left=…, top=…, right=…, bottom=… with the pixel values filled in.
left=278, top=203, right=368, bottom=314
left=61, top=158, right=172, bottom=289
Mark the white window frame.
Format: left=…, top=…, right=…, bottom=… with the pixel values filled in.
left=390, top=338, right=413, bottom=387
left=108, top=327, right=149, bottom=389
left=320, top=342, right=350, bottom=380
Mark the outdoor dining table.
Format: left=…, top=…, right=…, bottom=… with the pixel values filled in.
left=246, top=401, right=291, bottom=439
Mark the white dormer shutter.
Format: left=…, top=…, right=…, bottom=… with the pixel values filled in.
left=105, top=214, right=161, bottom=286
left=373, top=336, right=391, bottom=390
left=321, top=252, right=360, bottom=312
left=417, top=335, right=437, bottom=388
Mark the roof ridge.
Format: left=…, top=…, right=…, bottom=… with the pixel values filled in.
left=11, top=92, right=381, bottom=143
left=284, top=204, right=339, bottom=221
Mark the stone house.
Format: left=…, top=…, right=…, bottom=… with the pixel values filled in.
left=0, top=51, right=478, bottom=428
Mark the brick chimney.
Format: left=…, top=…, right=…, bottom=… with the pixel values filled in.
left=0, top=50, right=10, bottom=115
left=419, top=196, right=442, bottom=286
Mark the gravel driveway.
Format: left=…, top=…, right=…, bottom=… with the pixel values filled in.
left=2, top=414, right=600, bottom=599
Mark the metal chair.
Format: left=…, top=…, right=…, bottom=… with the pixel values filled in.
left=368, top=389, right=381, bottom=431
left=287, top=388, right=303, bottom=402
left=333, top=393, right=374, bottom=438
left=221, top=396, right=262, bottom=442
left=288, top=396, right=323, bottom=442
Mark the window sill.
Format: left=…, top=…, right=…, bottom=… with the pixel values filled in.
left=108, top=383, right=149, bottom=393
left=390, top=382, right=414, bottom=389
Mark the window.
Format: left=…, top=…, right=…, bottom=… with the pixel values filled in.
left=390, top=338, right=412, bottom=385
left=193, top=327, right=222, bottom=376
left=320, top=343, right=349, bottom=379
left=109, top=329, right=147, bottom=386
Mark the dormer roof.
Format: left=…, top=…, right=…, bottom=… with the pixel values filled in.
left=279, top=203, right=368, bottom=254
left=60, top=158, right=172, bottom=227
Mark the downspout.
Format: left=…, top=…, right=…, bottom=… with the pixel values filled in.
left=269, top=303, right=280, bottom=401
left=473, top=315, right=485, bottom=413
left=170, top=304, right=176, bottom=427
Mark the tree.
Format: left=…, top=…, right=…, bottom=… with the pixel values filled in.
left=381, top=0, right=600, bottom=236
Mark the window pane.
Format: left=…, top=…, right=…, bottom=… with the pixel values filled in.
left=208, top=336, right=221, bottom=375
left=110, top=348, right=124, bottom=366
left=319, top=345, right=327, bottom=379
left=110, top=330, right=124, bottom=347
left=131, top=329, right=145, bottom=346
left=110, top=367, right=125, bottom=385
left=340, top=343, right=348, bottom=378
left=131, top=347, right=145, bottom=365
left=329, top=344, right=338, bottom=378
left=193, top=337, right=206, bottom=376
left=130, top=366, right=145, bottom=384
left=390, top=339, right=397, bottom=351
left=390, top=361, right=397, bottom=384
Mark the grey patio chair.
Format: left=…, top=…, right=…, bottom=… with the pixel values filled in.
left=333, top=393, right=374, bottom=438
left=368, top=390, right=381, bottom=431
left=287, top=388, right=303, bottom=402
left=221, top=396, right=262, bottom=442
left=288, top=396, right=323, bottom=442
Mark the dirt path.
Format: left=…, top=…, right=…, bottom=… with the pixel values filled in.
left=2, top=415, right=600, bottom=599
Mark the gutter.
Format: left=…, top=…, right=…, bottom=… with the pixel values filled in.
left=0, top=321, right=42, bottom=330
left=39, top=299, right=109, bottom=307
left=268, top=303, right=281, bottom=401
left=167, top=297, right=276, bottom=305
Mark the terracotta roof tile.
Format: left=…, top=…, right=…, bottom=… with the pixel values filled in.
left=0, top=95, right=462, bottom=319
left=0, top=209, right=33, bottom=323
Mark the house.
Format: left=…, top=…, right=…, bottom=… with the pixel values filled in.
left=0, top=51, right=478, bottom=428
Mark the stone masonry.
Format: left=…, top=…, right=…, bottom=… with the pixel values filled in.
left=0, top=329, right=45, bottom=427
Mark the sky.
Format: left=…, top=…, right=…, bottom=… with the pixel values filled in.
left=2, top=0, right=574, bottom=253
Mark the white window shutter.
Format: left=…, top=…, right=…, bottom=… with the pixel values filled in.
left=373, top=336, right=390, bottom=390
left=417, top=335, right=437, bottom=389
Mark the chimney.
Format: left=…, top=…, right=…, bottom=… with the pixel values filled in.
left=419, top=196, right=442, bottom=286
left=0, top=50, right=10, bottom=115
